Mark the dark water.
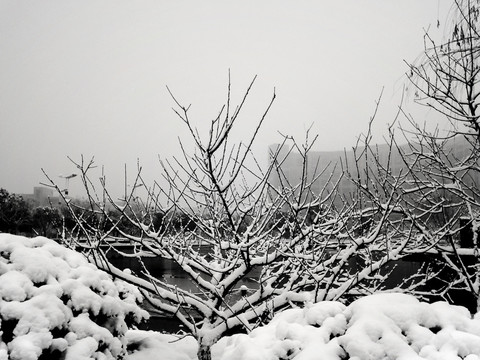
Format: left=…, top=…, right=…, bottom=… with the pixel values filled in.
left=104, top=245, right=259, bottom=333
left=104, top=245, right=478, bottom=332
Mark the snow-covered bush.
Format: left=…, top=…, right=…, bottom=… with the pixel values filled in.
left=212, top=293, right=480, bottom=360
left=0, top=234, right=149, bottom=360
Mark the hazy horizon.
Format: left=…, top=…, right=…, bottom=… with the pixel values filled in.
left=0, top=1, right=451, bottom=198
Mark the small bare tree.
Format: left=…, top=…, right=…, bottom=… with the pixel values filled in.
left=44, top=77, right=348, bottom=359
left=342, top=0, right=480, bottom=311
left=42, top=74, right=447, bottom=359
left=405, top=0, right=480, bottom=309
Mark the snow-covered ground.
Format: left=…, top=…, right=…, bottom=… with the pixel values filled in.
left=2, top=234, right=480, bottom=360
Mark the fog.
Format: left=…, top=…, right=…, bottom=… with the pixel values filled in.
left=0, top=0, right=450, bottom=198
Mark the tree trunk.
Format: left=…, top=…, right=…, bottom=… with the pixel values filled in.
left=197, top=343, right=212, bottom=360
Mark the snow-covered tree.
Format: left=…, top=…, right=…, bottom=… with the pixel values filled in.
left=401, top=0, right=480, bottom=309
left=336, top=0, right=480, bottom=311
left=42, top=75, right=449, bottom=360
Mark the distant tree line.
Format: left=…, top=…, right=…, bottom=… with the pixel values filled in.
left=0, top=188, right=68, bottom=237
left=0, top=188, right=201, bottom=239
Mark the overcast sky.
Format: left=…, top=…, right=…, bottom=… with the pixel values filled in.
left=0, top=1, right=450, bottom=198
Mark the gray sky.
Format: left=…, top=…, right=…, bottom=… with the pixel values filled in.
left=0, top=0, right=449, bottom=198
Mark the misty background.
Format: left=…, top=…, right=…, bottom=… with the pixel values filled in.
left=0, top=1, right=449, bottom=199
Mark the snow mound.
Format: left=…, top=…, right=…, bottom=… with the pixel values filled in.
left=214, top=293, right=480, bottom=360
left=126, top=330, right=198, bottom=360
left=0, top=234, right=149, bottom=360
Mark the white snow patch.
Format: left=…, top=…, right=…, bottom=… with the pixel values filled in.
left=125, top=330, right=198, bottom=360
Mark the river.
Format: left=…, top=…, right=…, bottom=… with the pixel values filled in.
left=102, top=243, right=478, bottom=333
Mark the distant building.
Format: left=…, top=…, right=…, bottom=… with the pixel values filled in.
left=20, top=186, right=63, bottom=207
left=268, top=136, right=480, bottom=204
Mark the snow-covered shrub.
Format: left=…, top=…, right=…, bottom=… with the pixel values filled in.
left=213, top=293, right=480, bottom=360
left=0, top=234, right=149, bottom=360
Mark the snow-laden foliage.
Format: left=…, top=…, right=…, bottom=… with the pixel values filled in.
left=216, top=293, right=480, bottom=360
left=126, top=293, right=480, bottom=360
left=0, top=234, right=149, bottom=360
